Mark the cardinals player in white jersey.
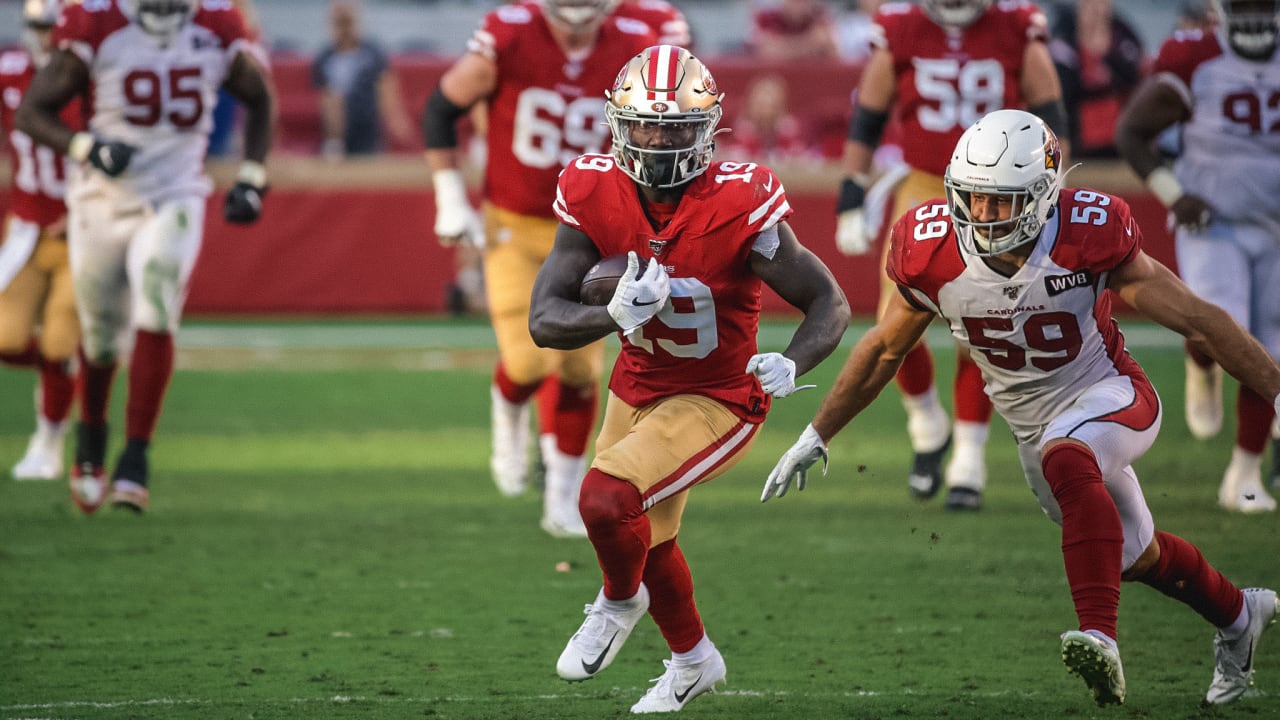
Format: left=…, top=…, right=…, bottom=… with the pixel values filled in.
left=16, top=0, right=275, bottom=514
left=423, top=0, right=656, bottom=538
left=1115, top=0, right=1280, bottom=512
left=529, top=46, right=848, bottom=712
left=764, top=110, right=1280, bottom=707
left=0, top=0, right=79, bottom=482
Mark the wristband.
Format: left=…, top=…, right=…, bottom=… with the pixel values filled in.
left=1146, top=167, right=1183, bottom=208
left=237, top=161, right=268, bottom=189
left=68, top=132, right=94, bottom=162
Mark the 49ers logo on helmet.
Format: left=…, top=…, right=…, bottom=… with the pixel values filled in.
left=702, top=71, right=719, bottom=97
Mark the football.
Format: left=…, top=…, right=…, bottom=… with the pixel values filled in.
left=579, top=253, right=636, bottom=306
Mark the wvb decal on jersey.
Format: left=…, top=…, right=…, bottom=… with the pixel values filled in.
left=1045, top=269, right=1093, bottom=297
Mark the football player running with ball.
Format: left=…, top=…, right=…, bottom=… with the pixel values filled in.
left=423, top=0, right=657, bottom=538
left=17, top=0, right=274, bottom=514
left=529, top=46, right=849, bottom=713
left=764, top=109, right=1280, bottom=707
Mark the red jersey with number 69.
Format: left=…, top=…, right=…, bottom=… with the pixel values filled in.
left=0, top=50, right=81, bottom=227
left=53, top=0, right=262, bottom=204
left=554, top=155, right=791, bottom=421
left=886, top=189, right=1148, bottom=430
left=873, top=1, right=1048, bottom=176
left=469, top=2, right=656, bottom=218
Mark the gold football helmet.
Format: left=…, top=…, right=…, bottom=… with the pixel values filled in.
left=605, top=45, right=723, bottom=189
left=923, top=0, right=993, bottom=29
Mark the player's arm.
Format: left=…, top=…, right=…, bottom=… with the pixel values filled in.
left=1113, top=77, right=1209, bottom=229
left=1109, top=250, right=1280, bottom=403
left=749, top=221, right=850, bottom=378
left=220, top=51, right=275, bottom=224
left=14, top=48, right=88, bottom=158
left=1020, top=39, right=1070, bottom=158
left=422, top=51, right=496, bottom=245
left=811, top=288, right=933, bottom=441
left=835, top=46, right=895, bottom=254
left=528, top=224, right=626, bottom=350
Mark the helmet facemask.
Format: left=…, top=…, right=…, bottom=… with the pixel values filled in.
left=605, top=45, right=724, bottom=189
left=124, top=0, right=196, bottom=43
left=22, top=0, right=60, bottom=67
left=1213, top=0, right=1280, bottom=60
left=923, top=0, right=993, bottom=30
left=544, top=0, right=614, bottom=32
left=944, top=109, right=1065, bottom=257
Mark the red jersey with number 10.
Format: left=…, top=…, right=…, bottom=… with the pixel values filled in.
left=554, top=155, right=791, bottom=421
left=0, top=50, right=82, bottom=227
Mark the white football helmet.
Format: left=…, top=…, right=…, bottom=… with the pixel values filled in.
left=605, top=45, right=723, bottom=189
left=1212, top=0, right=1280, bottom=60
left=944, top=109, right=1065, bottom=256
left=22, top=0, right=61, bottom=67
left=543, top=0, right=614, bottom=31
left=121, top=0, right=196, bottom=42
left=923, top=0, right=993, bottom=29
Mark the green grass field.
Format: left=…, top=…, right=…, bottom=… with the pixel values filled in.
left=1, top=318, right=1276, bottom=720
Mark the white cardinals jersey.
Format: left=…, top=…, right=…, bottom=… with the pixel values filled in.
left=53, top=0, right=263, bottom=204
left=887, top=189, right=1154, bottom=440
left=1155, top=28, right=1280, bottom=233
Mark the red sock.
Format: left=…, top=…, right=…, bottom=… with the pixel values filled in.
left=79, top=348, right=117, bottom=425
left=39, top=358, right=75, bottom=423
left=125, top=330, right=174, bottom=442
left=579, top=469, right=650, bottom=600
left=535, top=377, right=557, bottom=437
left=644, top=539, right=703, bottom=653
left=1236, top=386, right=1276, bottom=455
left=1134, top=531, right=1243, bottom=628
left=553, top=380, right=597, bottom=457
left=1042, top=443, right=1123, bottom=640
left=493, top=363, right=542, bottom=405
left=0, top=338, right=40, bottom=368
left=954, top=355, right=993, bottom=424
left=1185, top=341, right=1214, bottom=369
left=894, top=342, right=934, bottom=397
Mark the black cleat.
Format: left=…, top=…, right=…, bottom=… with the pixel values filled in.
left=944, top=486, right=983, bottom=511
left=907, top=435, right=950, bottom=500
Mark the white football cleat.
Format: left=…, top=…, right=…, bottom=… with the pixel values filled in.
left=1185, top=358, right=1223, bottom=440
left=942, top=433, right=986, bottom=511
left=490, top=385, right=530, bottom=497
left=12, top=419, right=67, bottom=481
left=630, top=647, right=727, bottom=713
left=905, top=393, right=950, bottom=499
left=1206, top=588, right=1278, bottom=705
left=1061, top=630, right=1125, bottom=707
left=540, top=435, right=588, bottom=538
left=1218, top=451, right=1277, bottom=513
left=557, top=585, right=649, bottom=681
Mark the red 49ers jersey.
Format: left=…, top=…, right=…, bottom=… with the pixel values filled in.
left=470, top=2, right=656, bottom=218
left=887, top=189, right=1149, bottom=434
left=873, top=1, right=1048, bottom=176
left=554, top=155, right=791, bottom=421
left=54, top=0, right=262, bottom=204
left=0, top=50, right=81, bottom=227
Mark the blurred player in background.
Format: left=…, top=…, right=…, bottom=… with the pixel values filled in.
left=1115, top=0, right=1280, bottom=512
left=530, top=45, right=849, bottom=712
left=423, top=0, right=656, bottom=537
left=0, top=0, right=78, bottom=482
left=834, top=0, right=1067, bottom=510
left=766, top=109, right=1280, bottom=708
left=17, top=0, right=275, bottom=514
left=612, top=0, right=692, bottom=47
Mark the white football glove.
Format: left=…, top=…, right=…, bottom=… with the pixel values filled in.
left=746, top=352, right=815, bottom=398
left=835, top=208, right=871, bottom=256
left=761, top=423, right=828, bottom=503
left=432, top=168, right=484, bottom=248
left=607, top=251, right=670, bottom=336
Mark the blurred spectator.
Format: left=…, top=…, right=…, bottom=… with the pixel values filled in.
left=834, top=0, right=886, bottom=63
left=1175, top=0, right=1213, bottom=30
left=718, top=75, right=816, bottom=162
left=749, top=0, right=840, bottom=60
left=1048, top=0, right=1145, bottom=158
left=311, top=0, right=415, bottom=157
left=612, top=0, right=693, bottom=47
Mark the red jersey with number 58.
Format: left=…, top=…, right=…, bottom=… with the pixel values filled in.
left=0, top=50, right=81, bottom=227
left=53, top=0, right=263, bottom=203
left=873, top=0, right=1048, bottom=176
left=469, top=2, right=656, bottom=218
left=886, top=189, right=1148, bottom=430
left=554, top=155, right=791, bottom=421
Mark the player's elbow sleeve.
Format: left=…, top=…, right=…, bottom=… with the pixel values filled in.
left=422, top=86, right=469, bottom=149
